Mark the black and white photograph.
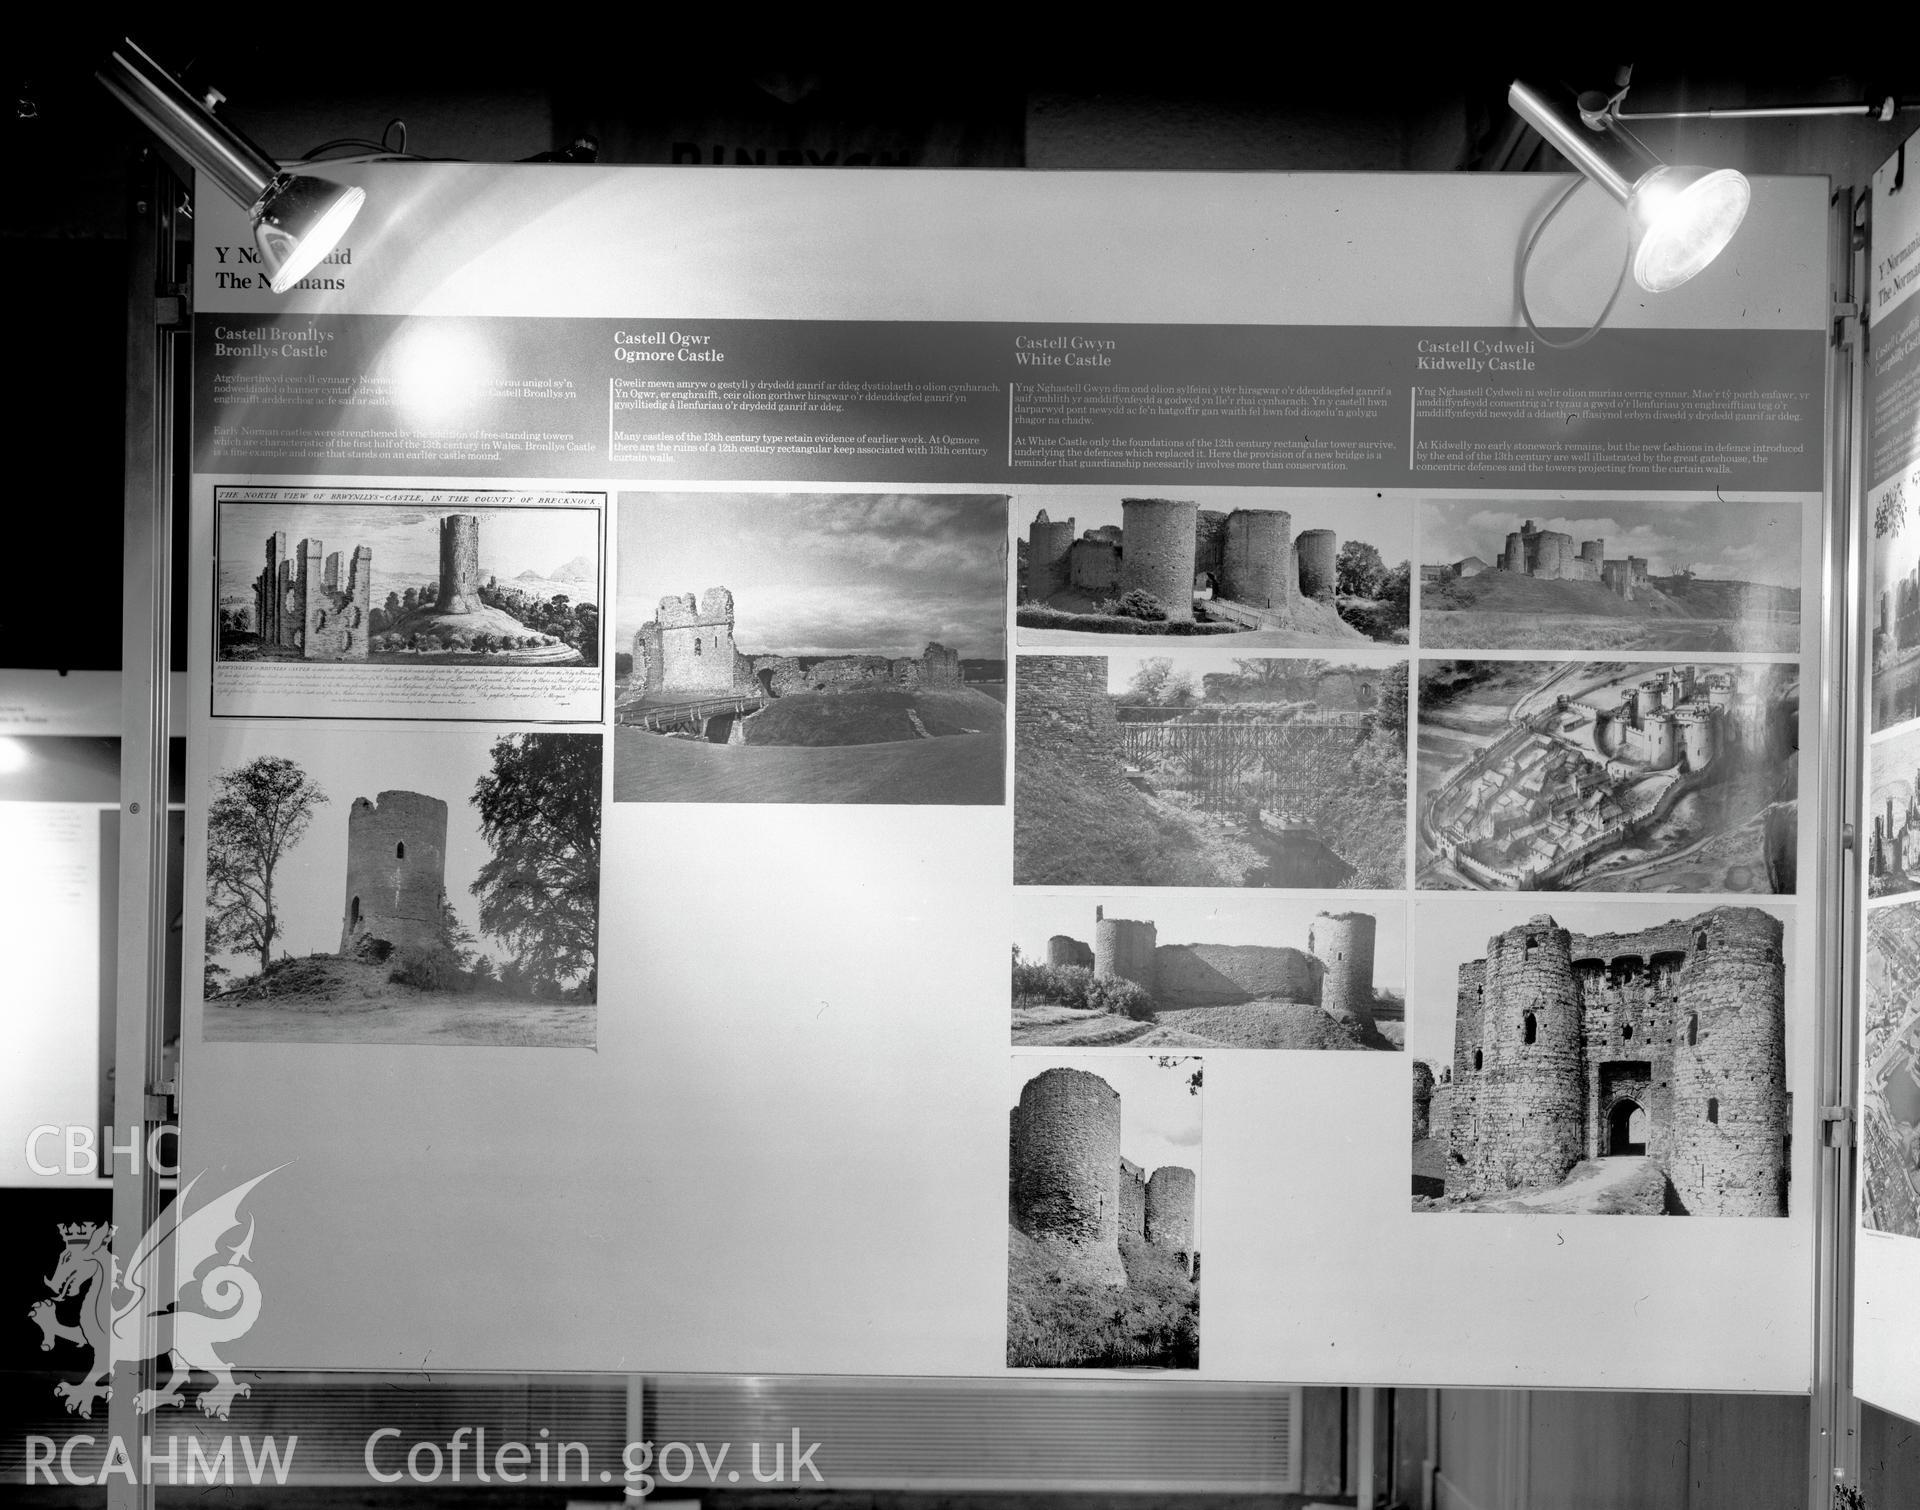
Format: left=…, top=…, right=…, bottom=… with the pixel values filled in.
left=1863, top=900, right=1920, bottom=1240
left=1016, top=487, right=1410, bottom=646
left=214, top=489, right=604, bottom=721
left=1868, top=722, right=1920, bottom=898
left=613, top=492, right=1007, bottom=804
left=1014, top=653, right=1407, bottom=889
left=201, top=726, right=601, bottom=1046
left=1418, top=497, right=1802, bottom=653
left=1417, top=659, right=1799, bottom=893
left=1410, top=896, right=1791, bottom=1216
left=1012, top=891, right=1403, bottom=1049
left=1871, top=464, right=1920, bottom=731
left=1007, top=1054, right=1201, bottom=1370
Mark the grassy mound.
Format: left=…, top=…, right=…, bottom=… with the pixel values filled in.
left=1155, top=999, right=1379, bottom=1049
left=1014, top=750, right=1234, bottom=887
left=1007, top=1228, right=1198, bottom=1369
left=1017, top=605, right=1241, bottom=636
left=744, top=686, right=1002, bottom=746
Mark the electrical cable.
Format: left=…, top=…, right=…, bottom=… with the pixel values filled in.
left=1516, top=176, right=1633, bottom=350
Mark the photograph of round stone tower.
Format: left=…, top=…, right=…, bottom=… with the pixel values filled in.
left=200, top=726, right=601, bottom=1047
left=613, top=491, right=1007, bottom=804
left=1410, top=900, right=1791, bottom=1216
left=1016, top=486, right=1410, bottom=646
left=1418, top=496, right=1802, bottom=653
left=1012, top=892, right=1403, bottom=1049
left=1007, top=1055, right=1201, bottom=1369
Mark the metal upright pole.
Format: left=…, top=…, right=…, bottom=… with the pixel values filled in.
left=108, top=146, right=181, bottom=1510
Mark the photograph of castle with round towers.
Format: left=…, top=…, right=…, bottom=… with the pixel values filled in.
left=1410, top=898, right=1792, bottom=1216
left=1867, top=722, right=1920, bottom=898
left=1008, top=1055, right=1201, bottom=1369
left=214, top=490, right=604, bottom=721
left=1016, top=487, right=1410, bottom=646
left=1418, top=497, right=1802, bottom=653
left=613, top=492, right=1008, bottom=804
left=1012, top=892, right=1403, bottom=1050
left=1015, top=653, right=1407, bottom=889
left=1418, top=660, right=1799, bottom=894
left=199, top=726, right=600, bottom=1046
left=1869, top=479, right=1920, bottom=731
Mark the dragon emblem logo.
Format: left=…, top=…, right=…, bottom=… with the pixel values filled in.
left=29, top=1168, right=280, bottom=1420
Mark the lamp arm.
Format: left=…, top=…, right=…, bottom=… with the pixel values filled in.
left=95, top=39, right=279, bottom=209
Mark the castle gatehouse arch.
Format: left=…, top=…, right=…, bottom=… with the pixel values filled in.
left=1610, top=1099, right=1648, bottom=1155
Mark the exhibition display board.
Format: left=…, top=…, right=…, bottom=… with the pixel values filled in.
left=182, top=165, right=1833, bottom=1389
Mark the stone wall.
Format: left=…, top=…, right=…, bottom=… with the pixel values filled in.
left=1017, top=656, right=1123, bottom=777
left=1120, top=497, right=1198, bottom=620
left=252, top=531, right=371, bottom=661
left=1145, top=1165, right=1196, bottom=1250
left=1222, top=508, right=1294, bottom=613
left=1010, top=1068, right=1125, bottom=1284
left=1095, top=913, right=1158, bottom=991
left=438, top=514, right=482, bottom=614
left=1027, top=509, right=1075, bottom=602
left=1119, top=1157, right=1146, bottom=1239
left=339, top=790, right=449, bottom=957
left=1412, top=1061, right=1435, bottom=1141
left=1070, top=538, right=1120, bottom=591
left=1152, top=942, right=1321, bottom=1007
left=1047, top=934, right=1094, bottom=969
left=1193, top=510, right=1230, bottom=586
left=652, top=589, right=738, bottom=694
left=1312, top=911, right=1377, bottom=1029
left=1296, top=528, right=1338, bottom=601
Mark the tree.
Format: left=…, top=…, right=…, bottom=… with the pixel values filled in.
left=470, top=733, right=602, bottom=996
left=205, top=755, right=328, bottom=974
left=1124, top=657, right=1196, bottom=706
left=1336, top=539, right=1388, bottom=598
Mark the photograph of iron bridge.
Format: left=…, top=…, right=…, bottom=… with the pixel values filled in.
left=618, top=690, right=771, bottom=736
left=1116, top=712, right=1366, bottom=815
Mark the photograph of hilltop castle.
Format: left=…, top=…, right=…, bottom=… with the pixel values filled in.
left=1016, top=486, right=1410, bottom=646
left=1418, top=659, right=1799, bottom=894
left=1410, top=898, right=1791, bottom=1216
left=1868, top=724, right=1920, bottom=899
left=1012, top=892, right=1402, bottom=1050
left=1863, top=901, right=1920, bottom=1240
left=1015, top=653, right=1407, bottom=889
left=613, top=492, right=1007, bottom=804
left=1008, top=1054, right=1201, bottom=1369
left=214, top=490, right=604, bottom=719
left=1419, top=497, right=1801, bottom=653
left=1870, top=478, right=1920, bottom=730
left=201, top=725, right=600, bottom=1047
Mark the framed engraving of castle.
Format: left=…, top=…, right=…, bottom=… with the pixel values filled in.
left=1411, top=898, right=1792, bottom=1216
left=1418, top=496, right=1803, bottom=653
left=1417, top=659, right=1798, bottom=893
left=613, top=491, right=1008, bottom=804
left=213, top=488, right=605, bottom=722
left=200, top=723, right=601, bottom=1047
left=1007, top=1054, right=1201, bottom=1369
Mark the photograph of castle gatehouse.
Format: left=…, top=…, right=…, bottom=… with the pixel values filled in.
left=1016, top=485, right=1410, bottom=646
left=1007, top=1054, right=1200, bottom=1369
left=200, top=725, right=601, bottom=1046
left=1418, top=496, right=1801, bottom=653
left=1015, top=652, right=1407, bottom=889
left=1012, top=891, right=1403, bottom=1050
left=1418, top=659, right=1799, bottom=894
left=612, top=491, right=1007, bottom=804
left=1409, top=899, right=1791, bottom=1216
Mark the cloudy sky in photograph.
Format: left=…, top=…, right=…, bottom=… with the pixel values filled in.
left=618, top=492, right=1008, bottom=659
left=1010, top=1053, right=1202, bottom=1184
left=1419, top=497, right=1802, bottom=587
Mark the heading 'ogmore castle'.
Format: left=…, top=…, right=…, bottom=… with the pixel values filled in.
left=1437, top=906, right=1788, bottom=1216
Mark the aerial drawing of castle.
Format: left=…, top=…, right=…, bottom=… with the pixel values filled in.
left=1421, top=906, right=1789, bottom=1216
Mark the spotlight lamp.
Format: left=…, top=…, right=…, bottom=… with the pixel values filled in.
left=97, top=39, right=365, bottom=294
left=1509, top=80, right=1750, bottom=296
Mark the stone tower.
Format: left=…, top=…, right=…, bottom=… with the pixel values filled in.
left=1221, top=508, right=1295, bottom=613
left=1669, top=908, right=1788, bottom=1216
left=1145, top=1165, right=1196, bottom=1250
left=1296, top=528, right=1338, bottom=601
left=1311, top=910, right=1377, bottom=1030
left=1412, top=1060, right=1435, bottom=1142
left=1010, top=1068, right=1126, bottom=1285
left=339, top=790, right=450, bottom=957
left=1094, top=906, right=1158, bottom=992
left=1119, top=497, right=1198, bottom=620
left=1026, top=509, right=1076, bottom=603
left=1047, top=935, right=1094, bottom=969
left=438, top=514, right=482, bottom=615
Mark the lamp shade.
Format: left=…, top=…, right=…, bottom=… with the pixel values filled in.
left=1626, top=165, right=1751, bottom=294
left=254, top=173, right=366, bottom=293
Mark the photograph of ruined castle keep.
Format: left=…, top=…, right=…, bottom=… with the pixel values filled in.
left=1862, top=901, right=1920, bottom=1240
left=215, top=492, right=602, bottom=681
left=1007, top=1055, right=1201, bottom=1369
left=200, top=726, right=600, bottom=1046
left=1868, top=724, right=1920, bottom=899
left=1410, top=900, right=1791, bottom=1215
left=1419, top=497, right=1801, bottom=653
left=613, top=492, right=1007, bottom=804
left=1015, top=653, right=1407, bottom=888
left=1012, top=892, right=1403, bottom=1049
left=1418, top=660, right=1799, bottom=894
left=1016, top=487, right=1410, bottom=646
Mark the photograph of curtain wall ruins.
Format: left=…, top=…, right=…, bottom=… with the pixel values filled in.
left=612, top=492, right=1008, bottom=804
left=1416, top=660, right=1798, bottom=894
left=1014, top=653, right=1407, bottom=889
left=1417, top=497, right=1801, bottom=653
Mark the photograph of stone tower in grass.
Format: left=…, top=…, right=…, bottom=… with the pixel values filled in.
left=1410, top=900, right=1790, bottom=1216
left=1015, top=653, right=1407, bottom=888
left=613, top=491, right=1008, bottom=804
left=1007, top=1055, right=1201, bottom=1369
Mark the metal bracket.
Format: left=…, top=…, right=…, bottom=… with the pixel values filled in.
left=1833, top=299, right=1861, bottom=348
left=1821, top=1105, right=1855, bottom=1149
left=145, top=1080, right=178, bottom=1119
left=156, top=281, right=190, bottom=329
left=1842, top=822, right=1856, bottom=851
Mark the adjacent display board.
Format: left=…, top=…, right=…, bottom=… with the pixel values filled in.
left=185, top=165, right=1831, bottom=1389
left=1859, top=129, right=1920, bottom=1426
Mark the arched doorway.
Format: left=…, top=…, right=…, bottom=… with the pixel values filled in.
left=1609, top=1099, right=1647, bottom=1156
